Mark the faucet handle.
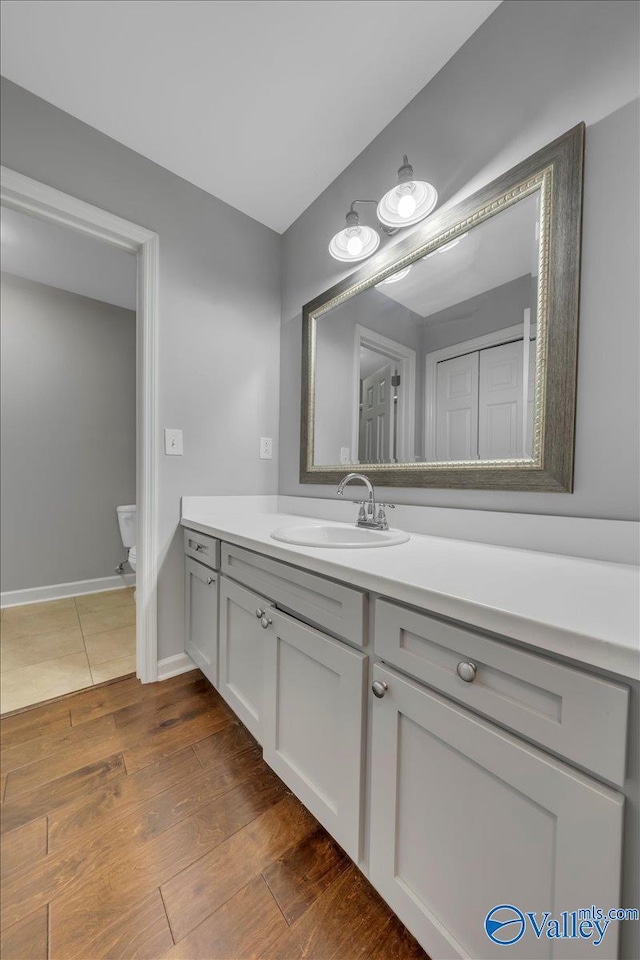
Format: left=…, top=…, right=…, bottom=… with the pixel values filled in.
left=357, top=502, right=367, bottom=521
left=376, top=503, right=395, bottom=530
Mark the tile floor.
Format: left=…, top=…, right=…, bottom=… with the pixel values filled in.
left=0, top=588, right=136, bottom=714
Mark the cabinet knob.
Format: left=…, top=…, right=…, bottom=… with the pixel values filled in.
left=456, top=660, right=477, bottom=683
left=372, top=680, right=388, bottom=699
left=255, top=608, right=265, bottom=619
left=193, top=543, right=203, bottom=551
left=207, top=577, right=214, bottom=585
left=260, top=615, right=273, bottom=629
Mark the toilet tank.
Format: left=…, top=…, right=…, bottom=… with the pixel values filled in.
left=117, top=504, right=137, bottom=548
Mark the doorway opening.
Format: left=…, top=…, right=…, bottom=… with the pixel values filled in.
left=1, top=166, right=159, bottom=714
left=352, top=325, right=417, bottom=465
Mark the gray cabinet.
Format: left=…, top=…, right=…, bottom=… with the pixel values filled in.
left=262, top=608, right=366, bottom=860
left=374, top=599, right=629, bottom=785
left=184, top=557, right=218, bottom=687
left=369, top=662, right=625, bottom=960
left=222, top=542, right=366, bottom=646
left=182, top=530, right=631, bottom=960
left=184, top=528, right=221, bottom=568
left=218, top=576, right=272, bottom=742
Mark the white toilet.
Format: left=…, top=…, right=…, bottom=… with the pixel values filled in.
left=117, top=504, right=137, bottom=572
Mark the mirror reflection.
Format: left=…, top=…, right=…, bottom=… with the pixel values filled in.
left=313, top=189, right=540, bottom=467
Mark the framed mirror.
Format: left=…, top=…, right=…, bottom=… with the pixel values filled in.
left=300, top=124, right=584, bottom=491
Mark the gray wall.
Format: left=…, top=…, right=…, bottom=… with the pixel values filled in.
left=279, top=0, right=640, bottom=520
left=1, top=273, right=136, bottom=591
left=0, top=76, right=282, bottom=659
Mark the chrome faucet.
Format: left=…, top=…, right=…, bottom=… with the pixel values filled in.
left=336, top=473, right=395, bottom=531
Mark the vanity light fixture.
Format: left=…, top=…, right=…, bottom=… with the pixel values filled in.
left=328, top=156, right=438, bottom=262
left=377, top=155, right=438, bottom=228
left=328, top=204, right=380, bottom=262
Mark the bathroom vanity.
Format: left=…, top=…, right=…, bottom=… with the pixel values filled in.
left=181, top=497, right=638, bottom=960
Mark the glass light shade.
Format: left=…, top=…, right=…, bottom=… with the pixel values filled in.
left=375, top=264, right=412, bottom=286
left=329, top=223, right=380, bottom=262
left=377, top=179, right=438, bottom=228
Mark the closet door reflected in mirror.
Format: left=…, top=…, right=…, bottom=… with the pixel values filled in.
left=433, top=322, right=536, bottom=461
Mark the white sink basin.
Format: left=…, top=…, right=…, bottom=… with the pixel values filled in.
left=270, top=523, right=410, bottom=549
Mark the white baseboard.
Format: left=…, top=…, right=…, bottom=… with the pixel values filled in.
left=1, top=573, right=136, bottom=609
left=157, top=652, right=196, bottom=681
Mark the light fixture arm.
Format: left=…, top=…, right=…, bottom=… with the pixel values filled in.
left=347, top=199, right=397, bottom=236
left=349, top=200, right=379, bottom=211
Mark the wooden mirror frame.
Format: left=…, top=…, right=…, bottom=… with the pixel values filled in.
left=300, top=123, right=584, bottom=491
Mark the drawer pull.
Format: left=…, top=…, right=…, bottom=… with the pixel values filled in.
left=372, top=680, right=388, bottom=699
left=207, top=577, right=214, bottom=585
left=260, top=615, right=273, bottom=629
left=456, top=660, right=477, bottom=683
left=193, top=542, right=203, bottom=551
left=255, top=608, right=265, bottom=619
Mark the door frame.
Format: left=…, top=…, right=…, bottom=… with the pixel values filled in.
left=1, top=166, right=160, bottom=682
left=424, top=321, right=535, bottom=462
left=351, top=324, right=416, bottom=464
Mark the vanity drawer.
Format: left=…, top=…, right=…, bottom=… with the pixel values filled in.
left=183, top=528, right=221, bottom=570
left=221, top=543, right=366, bottom=646
left=374, top=599, right=629, bottom=786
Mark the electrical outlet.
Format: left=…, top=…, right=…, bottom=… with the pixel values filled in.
left=340, top=447, right=351, bottom=464
left=259, top=437, right=273, bottom=460
left=164, top=428, right=183, bottom=456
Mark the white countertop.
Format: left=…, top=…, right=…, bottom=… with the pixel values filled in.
left=181, top=498, right=640, bottom=681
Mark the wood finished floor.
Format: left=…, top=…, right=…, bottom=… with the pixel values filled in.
left=0, top=669, right=429, bottom=960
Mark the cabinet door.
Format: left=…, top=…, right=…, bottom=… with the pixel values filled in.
left=370, top=664, right=624, bottom=960
left=263, top=609, right=366, bottom=860
left=219, top=576, right=271, bottom=742
left=184, top=557, right=218, bottom=687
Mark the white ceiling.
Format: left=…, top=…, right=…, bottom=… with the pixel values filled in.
left=377, top=191, right=539, bottom=318
left=1, top=206, right=137, bottom=309
left=0, top=0, right=501, bottom=233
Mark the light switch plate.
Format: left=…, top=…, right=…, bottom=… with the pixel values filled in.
left=165, top=428, right=183, bottom=456
left=259, top=437, right=273, bottom=460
